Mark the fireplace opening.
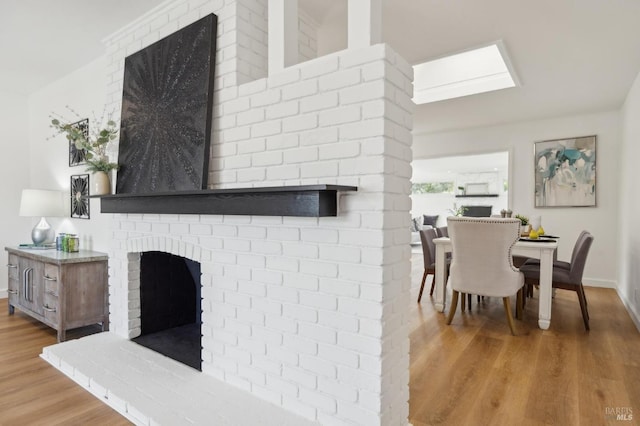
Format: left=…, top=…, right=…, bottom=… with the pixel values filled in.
left=132, top=251, right=202, bottom=371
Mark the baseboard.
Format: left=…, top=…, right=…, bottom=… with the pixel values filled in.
left=616, top=288, right=640, bottom=333
left=583, top=278, right=616, bottom=289
left=0, top=289, right=6, bottom=299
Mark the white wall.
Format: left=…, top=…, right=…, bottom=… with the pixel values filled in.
left=619, top=70, right=640, bottom=329
left=27, top=57, right=112, bottom=253
left=413, top=110, right=621, bottom=288
left=0, top=91, right=32, bottom=296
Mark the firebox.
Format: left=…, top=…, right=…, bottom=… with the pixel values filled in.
left=133, top=251, right=202, bottom=370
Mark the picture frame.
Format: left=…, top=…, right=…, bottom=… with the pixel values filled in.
left=70, top=174, right=90, bottom=219
left=69, top=118, right=89, bottom=167
left=465, top=182, right=489, bottom=195
left=534, top=135, right=596, bottom=207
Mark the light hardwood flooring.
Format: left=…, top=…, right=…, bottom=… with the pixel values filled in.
left=0, top=303, right=130, bottom=425
left=409, top=253, right=640, bottom=426
left=2, top=254, right=639, bottom=425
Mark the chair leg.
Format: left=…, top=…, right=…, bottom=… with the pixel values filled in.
left=467, top=293, right=472, bottom=310
left=577, top=286, right=589, bottom=320
left=516, top=289, right=523, bottom=320
left=583, top=289, right=589, bottom=320
left=446, top=291, right=460, bottom=325
left=417, top=270, right=427, bottom=302
left=461, top=293, right=466, bottom=312
left=577, top=285, right=590, bottom=330
left=503, top=297, right=517, bottom=335
left=429, top=275, right=436, bottom=296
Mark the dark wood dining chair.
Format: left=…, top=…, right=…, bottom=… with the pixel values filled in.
left=520, top=232, right=594, bottom=330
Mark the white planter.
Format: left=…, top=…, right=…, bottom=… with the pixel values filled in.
left=91, top=171, right=111, bottom=195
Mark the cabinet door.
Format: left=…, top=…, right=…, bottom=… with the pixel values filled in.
left=63, top=261, right=108, bottom=327
left=18, top=257, right=45, bottom=316
left=6, top=254, right=19, bottom=306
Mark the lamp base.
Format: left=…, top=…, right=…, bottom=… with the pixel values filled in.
left=32, top=217, right=54, bottom=245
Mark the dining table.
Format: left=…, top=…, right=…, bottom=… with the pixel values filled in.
left=433, top=236, right=559, bottom=329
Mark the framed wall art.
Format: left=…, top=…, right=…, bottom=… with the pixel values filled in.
left=534, top=135, right=596, bottom=207
left=116, top=14, right=217, bottom=194
left=69, top=118, right=89, bottom=166
left=70, top=174, right=90, bottom=219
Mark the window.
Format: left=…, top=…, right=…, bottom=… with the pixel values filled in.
left=412, top=41, right=519, bottom=104
left=411, top=182, right=454, bottom=194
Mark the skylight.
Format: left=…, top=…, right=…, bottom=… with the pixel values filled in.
left=413, top=41, right=519, bottom=104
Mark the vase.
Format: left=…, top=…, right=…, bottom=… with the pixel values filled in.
left=91, top=171, right=111, bottom=196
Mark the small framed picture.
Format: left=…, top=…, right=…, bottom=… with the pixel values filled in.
left=69, top=118, right=89, bottom=167
left=70, top=174, right=90, bottom=219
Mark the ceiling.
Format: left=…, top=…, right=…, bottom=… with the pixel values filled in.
left=3, top=0, right=640, bottom=135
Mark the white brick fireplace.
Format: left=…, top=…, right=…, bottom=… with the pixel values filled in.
left=53, top=0, right=414, bottom=424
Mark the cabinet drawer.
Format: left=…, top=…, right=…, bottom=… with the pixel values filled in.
left=42, top=292, right=59, bottom=325
left=43, top=264, right=60, bottom=295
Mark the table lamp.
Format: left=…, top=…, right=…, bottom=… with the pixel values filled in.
left=19, top=189, right=66, bottom=245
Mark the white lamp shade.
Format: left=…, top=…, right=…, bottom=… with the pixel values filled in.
left=19, top=189, right=66, bottom=217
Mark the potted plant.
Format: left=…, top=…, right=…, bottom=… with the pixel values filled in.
left=449, top=205, right=468, bottom=217
left=51, top=112, right=119, bottom=195
left=515, top=214, right=530, bottom=235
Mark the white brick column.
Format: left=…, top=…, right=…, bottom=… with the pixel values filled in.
left=102, top=0, right=414, bottom=424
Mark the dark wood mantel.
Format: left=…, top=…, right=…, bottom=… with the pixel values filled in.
left=99, top=184, right=357, bottom=217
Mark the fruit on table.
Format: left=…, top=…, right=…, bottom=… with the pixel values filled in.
left=529, top=229, right=539, bottom=239
left=537, top=226, right=545, bottom=235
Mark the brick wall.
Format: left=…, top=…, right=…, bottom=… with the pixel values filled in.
left=103, top=0, right=412, bottom=424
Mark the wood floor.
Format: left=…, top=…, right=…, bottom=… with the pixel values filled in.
left=2, top=254, right=639, bottom=426
left=0, top=303, right=130, bottom=425
left=409, top=253, right=640, bottom=426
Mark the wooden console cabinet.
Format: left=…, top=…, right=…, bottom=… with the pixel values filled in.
left=5, top=247, right=109, bottom=342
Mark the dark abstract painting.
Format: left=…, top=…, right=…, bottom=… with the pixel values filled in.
left=116, top=14, right=217, bottom=194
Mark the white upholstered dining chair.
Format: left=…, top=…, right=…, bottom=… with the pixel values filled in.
left=445, top=217, right=524, bottom=335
